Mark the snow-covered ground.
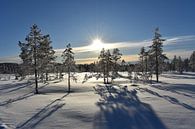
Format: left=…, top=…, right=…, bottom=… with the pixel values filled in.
left=0, top=72, right=195, bottom=129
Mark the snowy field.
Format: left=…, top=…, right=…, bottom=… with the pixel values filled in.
left=0, top=72, right=195, bottom=129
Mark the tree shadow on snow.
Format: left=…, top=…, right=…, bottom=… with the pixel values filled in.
left=150, top=84, right=195, bottom=98
left=138, top=87, right=195, bottom=111
left=0, top=82, right=33, bottom=94
left=161, top=74, right=195, bottom=80
left=93, top=85, right=167, bottom=129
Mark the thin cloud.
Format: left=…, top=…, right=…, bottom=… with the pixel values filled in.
left=55, top=35, right=195, bottom=54
left=1, top=35, right=195, bottom=64
left=0, top=56, right=21, bottom=63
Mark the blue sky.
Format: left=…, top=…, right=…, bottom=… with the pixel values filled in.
left=0, top=0, right=195, bottom=63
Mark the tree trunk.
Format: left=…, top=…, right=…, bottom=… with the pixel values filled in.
left=68, top=66, right=70, bottom=93
left=103, top=63, right=106, bottom=84
left=145, top=56, right=148, bottom=73
left=106, top=61, right=109, bottom=84
left=155, top=45, right=159, bottom=82
left=34, top=46, right=38, bottom=94
left=46, top=72, right=48, bottom=81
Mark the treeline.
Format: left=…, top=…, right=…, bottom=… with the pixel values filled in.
left=165, top=53, right=195, bottom=73
left=0, top=63, right=19, bottom=74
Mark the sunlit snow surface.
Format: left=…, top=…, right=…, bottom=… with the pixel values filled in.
left=0, top=72, right=195, bottom=129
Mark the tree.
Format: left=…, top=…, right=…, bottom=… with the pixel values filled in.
left=19, top=24, right=55, bottom=93
left=98, top=48, right=113, bottom=84
left=144, top=51, right=149, bottom=73
left=61, top=43, right=76, bottom=93
left=37, top=35, right=56, bottom=81
left=149, top=28, right=167, bottom=82
left=176, top=56, right=183, bottom=74
left=139, top=47, right=146, bottom=73
left=19, top=24, right=43, bottom=94
left=183, top=58, right=190, bottom=72
left=112, top=48, right=122, bottom=77
left=121, top=59, right=126, bottom=72
left=171, top=55, right=177, bottom=71
left=190, top=51, right=195, bottom=72
left=98, top=48, right=106, bottom=83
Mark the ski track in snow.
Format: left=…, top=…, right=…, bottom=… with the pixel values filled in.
left=0, top=83, right=48, bottom=106
left=16, top=93, right=68, bottom=129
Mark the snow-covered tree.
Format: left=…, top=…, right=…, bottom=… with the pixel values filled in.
left=19, top=24, right=42, bottom=94
left=98, top=48, right=113, bottom=84
left=37, top=34, right=56, bottom=81
left=139, top=47, right=146, bottom=73
left=171, top=55, right=177, bottom=71
left=189, top=51, right=195, bottom=72
left=121, top=59, right=126, bottom=72
left=98, top=48, right=106, bottom=83
left=149, top=28, right=168, bottom=82
left=183, top=58, right=190, bottom=72
left=111, top=48, right=122, bottom=78
left=61, top=43, right=76, bottom=93
left=176, top=56, right=183, bottom=74
left=19, top=24, right=55, bottom=93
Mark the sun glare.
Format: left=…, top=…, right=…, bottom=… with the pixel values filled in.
left=90, top=38, right=105, bottom=51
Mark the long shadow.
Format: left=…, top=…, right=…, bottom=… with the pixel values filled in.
left=16, top=93, right=68, bottom=129
left=161, top=74, right=195, bottom=79
left=0, top=82, right=32, bottom=92
left=166, top=84, right=195, bottom=95
left=138, top=87, right=195, bottom=111
left=0, top=83, right=48, bottom=106
left=150, top=84, right=195, bottom=98
left=93, top=85, right=167, bottom=129
left=1, top=82, right=34, bottom=94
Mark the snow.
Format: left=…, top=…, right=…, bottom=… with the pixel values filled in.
left=0, top=72, right=195, bottom=129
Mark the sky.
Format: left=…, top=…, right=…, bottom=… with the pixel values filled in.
left=0, top=0, right=195, bottom=64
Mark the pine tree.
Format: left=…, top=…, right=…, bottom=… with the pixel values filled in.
left=98, top=48, right=113, bottom=84
left=61, top=43, right=76, bottom=93
left=105, top=49, right=113, bottom=83
left=189, top=51, right=195, bottom=72
left=98, top=48, right=106, bottom=83
left=183, top=58, right=190, bottom=72
left=144, top=51, right=149, bottom=73
left=149, top=28, right=167, bottom=82
left=19, top=24, right=55, bottom=93
left=37, top=35, right=56, bottom=81
left=176, top=56, right=183, bottom=74
left=139, top=47, right=146, bottom=73
left=111, top=48, right=122, bottom=77
left=121, top=59, right=126, bottom=72
left=19, top=24, right=43, bottom=94
left=171, top=55, right=177, bottom=71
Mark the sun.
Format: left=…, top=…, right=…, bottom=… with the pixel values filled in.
left=90, top=38, right=105, bottom=51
